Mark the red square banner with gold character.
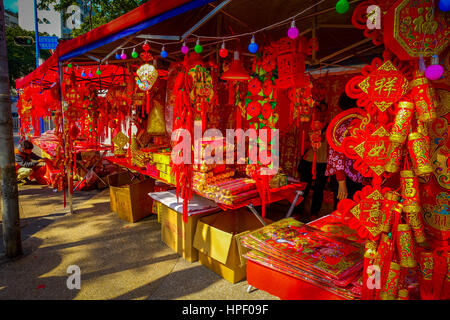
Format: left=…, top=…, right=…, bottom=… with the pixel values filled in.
left=384, top=0, right=450, bottom=60
left=358, top=60, right=409, bottom=113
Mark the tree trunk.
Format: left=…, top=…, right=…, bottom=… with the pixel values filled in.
left=0, top=2, right=22, bottom=258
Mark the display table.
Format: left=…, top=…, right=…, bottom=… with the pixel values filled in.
left=106, top=155, right=306, bottom=227
left=246, top=260, right=344, bottom=300
left=33, top=135, right=113, bottom=189
left=244, top=214, right=364, bottom=300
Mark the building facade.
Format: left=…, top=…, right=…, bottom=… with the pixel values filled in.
left=5, top=10, right=19, bottom=27
left=18, top=0, right=85, bottom=38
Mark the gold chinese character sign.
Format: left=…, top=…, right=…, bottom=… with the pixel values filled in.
left=384, top=0, right=449, bottom=60
left=358, top=60, right=409, bottom=112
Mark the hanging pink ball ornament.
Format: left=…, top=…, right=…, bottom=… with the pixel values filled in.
left=425, top=64, right=444, bottom=80
left=181, top=42, right=189, bottom=54
left=425, top=55, right=444, bottom=80
left=287, top=20, right=299, bottom=39
left=120, top=50, right=127, bottom=60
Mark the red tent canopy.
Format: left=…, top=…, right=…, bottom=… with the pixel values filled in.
left=16, top=0, right=190, bottom=89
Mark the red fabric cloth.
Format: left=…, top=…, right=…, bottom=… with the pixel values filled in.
left=336, top=170, right=346, bottom=182
left=216, top=182, right=306, bottom=211
left=246, top=260, right=344, bottom=300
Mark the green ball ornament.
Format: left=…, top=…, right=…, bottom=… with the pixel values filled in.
left=131, top=51, right=139, bottom=59
left=68, top=63, right=73, bottom=68
left=96, top=69, right=101, bottom=75
left=194, top=44, right=203, bottom=54
left=336, top=0, right=349, bottom=14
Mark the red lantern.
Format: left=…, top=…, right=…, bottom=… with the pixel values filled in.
left=380, top=262, right=401, bottom=300
left=381, top=191, right=400, bottom=233
left=410, top=70, right=437, bottom=122
left=400, top=170, right=421, bottom=214
left=389, top=100, right=414, bottom=144
left=396, top=224, right=417, bottom=268
left=385, top=142, right=404, bottom=173
left=407, top=132, right=433, bottom=177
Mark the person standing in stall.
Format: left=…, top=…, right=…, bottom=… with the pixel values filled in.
left=297, top=101, right=329, bottom=221
left=325, top=93, right=364, bottom=209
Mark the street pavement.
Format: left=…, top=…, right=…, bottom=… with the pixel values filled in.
left=0, top=185, right=278, bottom=300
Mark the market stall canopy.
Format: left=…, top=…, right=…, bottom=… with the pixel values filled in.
left=15, top=0, right=199, bottom=89
left=17, top=0, right=382, bottom=90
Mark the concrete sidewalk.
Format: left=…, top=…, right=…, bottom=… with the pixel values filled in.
left=0, top=187, right=278, bottom=300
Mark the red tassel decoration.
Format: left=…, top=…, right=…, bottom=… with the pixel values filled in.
left=312, top=152, right=317, bottom=180
left=301, top=129, right=305, bottom=156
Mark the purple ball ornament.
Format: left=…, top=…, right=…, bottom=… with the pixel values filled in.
left=120, top=50, right=127, bottom=60
left=181, top=42, right=189, bottom=55
left=425, top=64, right=444, bottom=80
left=425, top=55, right=444, bottom=80
left=287, top=20, right=299, bottom=39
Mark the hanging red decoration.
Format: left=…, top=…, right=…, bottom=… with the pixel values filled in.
left=357, top=60, right=410, bottom=113
left=384, top=0, right=450, bottom=60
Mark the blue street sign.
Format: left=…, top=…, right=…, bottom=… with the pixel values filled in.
left=39, top=36, right=59, bottom=50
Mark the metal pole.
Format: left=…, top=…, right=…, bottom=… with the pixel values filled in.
left=33, top=0, right=45, bottom=135
left=0, top=2, right=22, bottom=258
left=57, top=62, right=73, bottom=214
left=33, top=0, right=40, bottom=68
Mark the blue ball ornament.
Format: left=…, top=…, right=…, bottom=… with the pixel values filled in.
left=248, top=41, right=258, bottom=54
left=161, top=50, right=168, bottom=58
left=439, top=0, right=450, bottom=11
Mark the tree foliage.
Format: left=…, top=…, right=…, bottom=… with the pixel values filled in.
left=39, top=0, right=146, bottom=37
left=6, top=26, right=52, bottom=92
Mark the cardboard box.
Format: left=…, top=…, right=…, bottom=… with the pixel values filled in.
left=193, top=209, right=271, bottom=283
left=159, top=203, right=214, bottom=262
left=108, top=172, right=155, bottom=223
left=159, top=171, right=176, bottom=184
left=153, top=152, right=171, bottom=165
left=156, top=163, right=172, bottom=174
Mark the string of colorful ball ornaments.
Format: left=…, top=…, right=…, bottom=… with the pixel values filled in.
left=63, top=0, right=345, bottom=79
left=110, top=0, right=334, bottom=60
left=65, top=63, right=103, bottom=77
left=65, top=0, right=448, bottom=79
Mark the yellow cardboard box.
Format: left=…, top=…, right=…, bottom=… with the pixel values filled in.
left=156, top=162, right=172, bottom=174
left=108, top=172, right=155, bottom=223
left=160, top=171, right=176, bottom=184
left=159, top=202, right=214, bottom=262
left=153, top=152, right=171, bottom=165
left=193, top=209, right=270, bottom=283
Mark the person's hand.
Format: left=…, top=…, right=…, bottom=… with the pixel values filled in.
left=337, top=180, right=348, bottom=200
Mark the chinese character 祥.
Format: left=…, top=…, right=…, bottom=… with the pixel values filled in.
left=374, top=77, right=398, bottom=97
